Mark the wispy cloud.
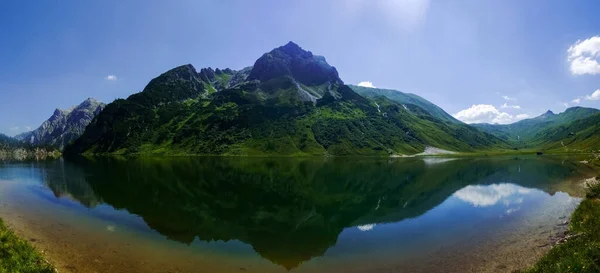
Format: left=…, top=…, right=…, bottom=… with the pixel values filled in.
left=105, top=75, right=117, bottom=81
left=568, top=36, right=600, bottom=75
left=453, top=104, right=529, bottom=124
left=501, top=102, right=521, bottom=109
left=357, top=81, right=376, bottom=88
left=502, top=95, right=516, bottom=101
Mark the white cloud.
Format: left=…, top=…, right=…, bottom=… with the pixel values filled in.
left=9, top=126, right=19, bottom=132
left=501, top=103, right=521, bottom=109
left=568, top=36, right=600, bottom=75
left=585, top=89, right=600, bottom=100
left=357, top=224, right=376, bottom=231
left=502, top=95, right=516, bottom=101
left=453, top=104, right=528, bottom=124
left=357, top=81, right=376, bottom=88
left=105, top=75, right=117, bottom=81
left=565, top=89, right=600, bottom=107
left=453, top=184, right=532, bottom=207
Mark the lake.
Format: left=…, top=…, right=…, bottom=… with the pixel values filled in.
left=0, top=156, right=594, bottom=273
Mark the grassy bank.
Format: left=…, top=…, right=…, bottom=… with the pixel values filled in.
left=0, top=218, right=54, bottom=273
left=524, top=177, right=600, bottom=273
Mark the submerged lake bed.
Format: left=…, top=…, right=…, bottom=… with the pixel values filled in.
left=0, top=156, right=595, bottom=273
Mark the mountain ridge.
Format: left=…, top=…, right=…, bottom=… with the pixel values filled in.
left=472, top=106, right=600, bottom=146
left=66, top=42, right=508, bottom=156
left=18, top=98, right=105, bottom=150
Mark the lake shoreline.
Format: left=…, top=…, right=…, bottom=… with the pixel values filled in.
left=0, top=215, right=55, bottom=272
left=523, top=156, right=600, bottom=272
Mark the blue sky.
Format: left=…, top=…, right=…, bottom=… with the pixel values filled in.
left=1, top=0, right=600, bottom=135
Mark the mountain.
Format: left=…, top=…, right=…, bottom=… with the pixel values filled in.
left=66, top=42, right=507, bottom=156
left=349, top=85, right=462, bottom=124
left=528, top=111, right=600, bottom=152
left=18, top=98, right=105, bottom=150
left=472, top=107, right=600, bottom=146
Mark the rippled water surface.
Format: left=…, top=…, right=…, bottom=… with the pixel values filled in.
left=0, top=156, right=593, bottom=273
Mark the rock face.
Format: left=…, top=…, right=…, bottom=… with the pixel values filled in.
left=19, top=98, right=105, bottom=150
left=248, top=42, right=342, bottom=86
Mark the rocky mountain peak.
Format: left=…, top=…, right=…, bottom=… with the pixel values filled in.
left=76, top=98, right=102, bottom=109
left=279, top=41, right=310, bottom=58
left=247, top=42, right=343, bottom=86
left=198, top=67, right=216, bottom=82
left=152, top=64, right=200, bottom=84
left=535, top=110, right=556, bottom=120
left=21, top=98, right=106, bottom=150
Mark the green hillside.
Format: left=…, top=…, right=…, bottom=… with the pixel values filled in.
left=66, top=42, right=507, bottom=156
left=349, top=85, right=461, bottom=124
left=528, top=112, right=600, bottom=152
left=473, top=107, right=599, bottom=146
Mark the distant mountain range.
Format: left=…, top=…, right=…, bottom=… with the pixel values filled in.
left=473, top=107, right=600, bottom=152
left=65, top=42, right=507, bottom=156
left=17, top=98, right=105, bottom=150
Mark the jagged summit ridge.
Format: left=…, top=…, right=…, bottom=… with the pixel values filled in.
left=18, top=98, right=105, bottom=150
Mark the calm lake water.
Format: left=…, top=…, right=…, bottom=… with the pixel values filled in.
left=0, top=156, right=594, bottom=273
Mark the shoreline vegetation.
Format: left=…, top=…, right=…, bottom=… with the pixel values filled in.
left=523, top=177, right=600, bottom=273
left=524, top=154, right=600, bottom=272
left=0, top=218, right=55, bottom=273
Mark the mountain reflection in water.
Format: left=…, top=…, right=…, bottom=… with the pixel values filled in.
left=23, top=156, right=588, bottom=270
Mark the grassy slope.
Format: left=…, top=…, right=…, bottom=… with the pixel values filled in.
left=530, top=112, right=600, bottom=153
left=473, top=107, right=599, bottom=146
left=349, top=85, right=461, bottom=124
left=0, top=218, right=54, bottom=273
left=524, top=176, right=600, bottom=273
left=73, top=93, right=508, bottom=156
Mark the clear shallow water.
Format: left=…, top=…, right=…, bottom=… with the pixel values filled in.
left=0, top=156, right=593, bottom=273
